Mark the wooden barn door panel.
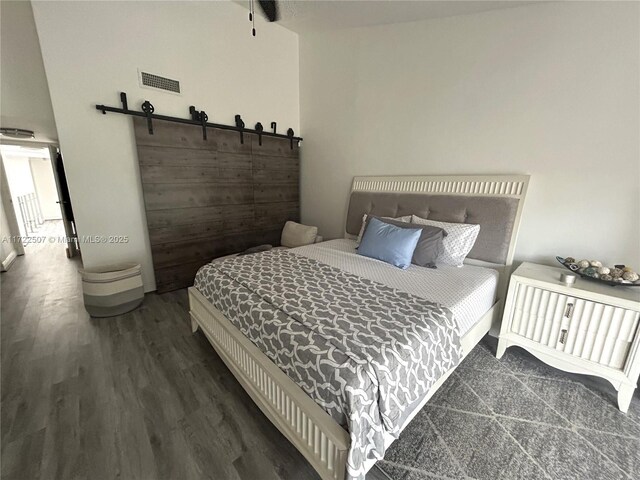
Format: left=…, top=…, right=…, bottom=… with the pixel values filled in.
left=133, top=117, right=300, bottom=293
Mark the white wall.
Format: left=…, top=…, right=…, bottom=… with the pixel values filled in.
left=29, top=157, right=60, bottom=220
left=0, top=192, right=17, bottom=267
left=31, top=0, right=300, bottom=290
left=300, top=1, right=640, bottom=268
left=0, top=0, right=58, bottom=143
left=3, top=154, right=37, bottom=237
left=1, top=154, right=26, bottom=263
left=3, top=155, right=36, bottom=198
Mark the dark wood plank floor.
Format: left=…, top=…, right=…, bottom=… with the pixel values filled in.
left=1, top=222, right=388, bottom=480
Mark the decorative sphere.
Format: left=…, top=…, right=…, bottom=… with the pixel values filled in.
left=597, top=266, right=610, bottom=275
left=582, top=267, right=600, bottom=279
left=565, top=257, right=576, bottom=264
left=610, top=268, right=623, bottom=279
left=623, top=271, right=639, bottom=282
left=600, top=274, right=613, bottom=281
left=577, top=260, right=590, bottom=269
left=623, top=266, right=634, bottom=273
left=590, top=260, right=603, bottom=268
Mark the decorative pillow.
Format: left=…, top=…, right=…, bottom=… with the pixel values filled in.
left=411, top=215, right=480, bottom=267
left=281, top=221, right=318, bottom=248
left=366, top=216, right=446, bottom=268
left=357, top=217, right=422, bottom=269
left=356, top=213, right=411, bottom=244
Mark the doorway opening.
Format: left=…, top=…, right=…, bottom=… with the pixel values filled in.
left=0, top=143, right=78, bottom=268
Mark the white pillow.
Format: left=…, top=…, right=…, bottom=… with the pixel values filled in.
left=356, top=214, right=411, bottom=244
left=281, top=221, right=318, bottom=248
left=411, top=215, right=480, bottom=267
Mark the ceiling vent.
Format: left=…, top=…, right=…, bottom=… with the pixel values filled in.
left=138, top=70, right=181, bottom=95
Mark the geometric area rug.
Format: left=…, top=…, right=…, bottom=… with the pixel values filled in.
left=372, top=337, right=639, bottom=480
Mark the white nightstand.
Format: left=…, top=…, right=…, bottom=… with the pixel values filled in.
left=497, top=262, right=640, bottom=412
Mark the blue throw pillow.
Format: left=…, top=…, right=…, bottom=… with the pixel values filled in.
left=357, top=217, right=422, bottom=269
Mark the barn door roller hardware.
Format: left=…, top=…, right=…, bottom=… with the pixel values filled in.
left=141, top=101, right=155, bottom=134
left=255, top=122, right=264, bottom=146
left=287, top=128, right=295, bottom=149
left=235, top=115, right=245, bottom=144
left=96, top=92, right=302, bottom=148
left=189, top=106, right=209, bottom=140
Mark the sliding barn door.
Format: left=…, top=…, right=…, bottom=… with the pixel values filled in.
left=133, top=117, right=300, bottom=292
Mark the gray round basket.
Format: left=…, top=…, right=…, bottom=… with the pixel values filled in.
left=79, top=263, right=144, bottom=317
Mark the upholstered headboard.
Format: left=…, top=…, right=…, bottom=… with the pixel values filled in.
left=346, top=175, right=530, bottom=266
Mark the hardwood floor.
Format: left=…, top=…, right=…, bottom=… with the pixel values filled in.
left=1, top=224, right=389, bottom=480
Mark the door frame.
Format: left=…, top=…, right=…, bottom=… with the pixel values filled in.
left=0, top=152, right=25, bottom=257
left=0, top=140, right=78, bottom=258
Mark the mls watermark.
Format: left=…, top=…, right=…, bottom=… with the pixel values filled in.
left=1, top=235, right=130, bottom=245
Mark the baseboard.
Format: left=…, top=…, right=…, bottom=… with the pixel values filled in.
left=1, top=250, right=17, bottom=272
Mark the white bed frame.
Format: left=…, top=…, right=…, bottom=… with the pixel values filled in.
left=188, top=174, right=530, bottom=480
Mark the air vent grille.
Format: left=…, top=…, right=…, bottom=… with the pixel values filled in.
left=139, top=71, right=180, bottom=94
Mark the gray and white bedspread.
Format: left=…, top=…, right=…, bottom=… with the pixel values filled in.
left=194, top=249, right=463, bottom=480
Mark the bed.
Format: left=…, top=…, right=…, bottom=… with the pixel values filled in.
left=188, top=174, right=529, bottom=480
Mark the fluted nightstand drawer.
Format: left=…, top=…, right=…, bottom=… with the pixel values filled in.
left=509, top=282, right=639, bottom=370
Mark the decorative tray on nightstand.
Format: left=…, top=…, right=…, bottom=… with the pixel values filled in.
left=556, top=256, right=640, bottom=287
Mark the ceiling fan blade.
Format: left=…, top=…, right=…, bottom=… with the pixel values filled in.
left=257, top=0, right=279, bottom=22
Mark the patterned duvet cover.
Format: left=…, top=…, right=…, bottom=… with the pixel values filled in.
left=194, top=249, right=463, bottom=480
